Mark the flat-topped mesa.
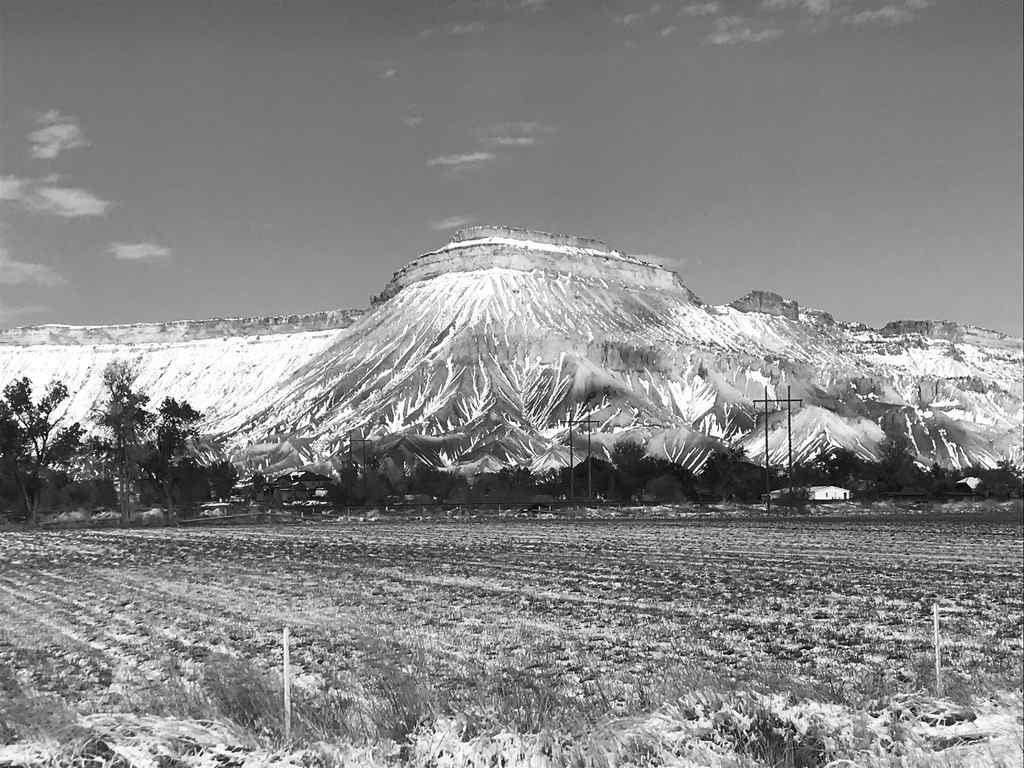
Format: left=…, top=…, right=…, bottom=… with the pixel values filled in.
left=373, top=225, right=698, bottom=305
left=0, top=308, right=364, bottom=347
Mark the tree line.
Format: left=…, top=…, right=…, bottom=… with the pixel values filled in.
left=0, top=362, right=236, bottom=525
left=316, top=439, right=1021, bottom=507
left=1, top=365, right=1021, bottom=524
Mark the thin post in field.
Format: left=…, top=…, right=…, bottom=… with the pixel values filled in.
left=283, top=626, right=292, bottom=741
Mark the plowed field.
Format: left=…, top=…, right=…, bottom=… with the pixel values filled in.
left=1, top=508, right=1021, bottom=711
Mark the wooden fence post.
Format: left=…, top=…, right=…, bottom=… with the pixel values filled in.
left=932, top=603, right=942, bottom=697
left=283, top=627, right=292, bottom=741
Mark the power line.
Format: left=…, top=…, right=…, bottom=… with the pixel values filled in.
left=567, top=411, right=601, bottom=500
left=752, top=386, right=803, bottom=513
left=348, top=429, right=371, bottom=499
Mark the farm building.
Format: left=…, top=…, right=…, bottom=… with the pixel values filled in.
left=767, top=486, right=852, bottom=502
left=807, top=485, right=852, bottom=501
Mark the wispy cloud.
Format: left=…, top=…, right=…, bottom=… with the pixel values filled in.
left=449, top=21, right=487, bottom=35
left=614, top=12, right=643, bottom=25
left=681, top=2, right=721, bottom=16
left=380, top=67, right=398, bottom=79
left=761, top=0, right=833, bottom=15
left=841, top=4, right=917, bottom=25
left=29, top=184, right=111, bottom=217
left=110, top=242, right=172, bottom=260
left=707, top=16, right=784, bottom=44
left=482, top=121, right=555, bottom=147
left=483, top=136, right=539, bottom=147
left=426, top=152, right=496, bottom=168
left=1, top=175, right=111, bottom=217
left=494, top=121, right=553, bottom=135
left=659, top=25, right=677, bottom=37
left=419, top=20, right=487, bottom=38
left=0, top=246, right=62, bottom=287
left=431, top=216, right=476, bottom=231
left=28, top=111, right=89, bottom=160
left=762, top=0, right=930, bottom=24
left=0, top=176, right=26, bottom=201
left=402, top=114, right=425, bottom=127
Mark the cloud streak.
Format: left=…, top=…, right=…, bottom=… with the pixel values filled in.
left=707, top=16, right=784, bottom=44
left=761, top=0, right=833, bottom=15
left=681, top=2, right=721, bottom=16
left=28, top=111, right=89, bottom=160
left=426, top=151, right=496, bottom=168
left=431, top=216, right=476, bottom=231
left=841, top=4, right=917, bottom=25
left=28, top=184, right=111, bottom=217
left=483, top=136, right=538, bottom=147
left=0, top=175, right=112, bottom=217
left=110, top=242, right=172, bottom=260
left=481, top=120, right=555, bottom=148
left=0, top=176, right=26, bottom=201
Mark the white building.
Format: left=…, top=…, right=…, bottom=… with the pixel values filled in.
left=956, top=476, right=983, bottom=491
left=807, top=485, right=851, bottom=501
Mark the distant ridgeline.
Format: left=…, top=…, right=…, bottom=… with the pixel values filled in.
left=0, top=309, right=364, bottom=346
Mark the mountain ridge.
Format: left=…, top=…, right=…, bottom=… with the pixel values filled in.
left=0, top=226, right=1020, bottom=475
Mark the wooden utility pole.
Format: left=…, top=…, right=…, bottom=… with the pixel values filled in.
left=753, top=386, right=803, bottom=511
left=568, top=412, right=574, bottom=501
left=786, top=385, right=803, bottom=491
left=349, top=429, right=371, bottom=501
left=566, top=411, right=601, bottom=500
left=282, top=627, right=292, bottom=741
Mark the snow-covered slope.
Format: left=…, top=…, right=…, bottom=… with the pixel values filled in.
left=1, top=226, right=1020, bottom=474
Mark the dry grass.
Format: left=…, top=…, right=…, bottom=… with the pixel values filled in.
left=2, top=647, right=1021, bottom=768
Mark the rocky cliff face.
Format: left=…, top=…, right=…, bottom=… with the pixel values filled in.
left=0, top=309, right=363, bottom=346
left=373, top=225, right=700, bottom=305
left=1, top=226, right=1020, bottom=475
left=731, top=290, right=800, bottom=321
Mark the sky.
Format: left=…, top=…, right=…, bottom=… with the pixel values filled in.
left=1, top=0, right=1021, bottom=335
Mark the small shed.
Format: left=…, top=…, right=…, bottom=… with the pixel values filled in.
left=807, top=485, right=851, bottom=501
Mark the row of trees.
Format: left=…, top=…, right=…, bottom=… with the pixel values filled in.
left=299, top=440, right=1022, bottom=507
left=0, top=363, right=237, bottom=525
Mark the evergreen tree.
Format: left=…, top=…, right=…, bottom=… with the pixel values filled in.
left=205, top=460, right=239, bottom=502
left=138, top=397, right=203, bottom=520
left=94, top=362, right=154, bottom=526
